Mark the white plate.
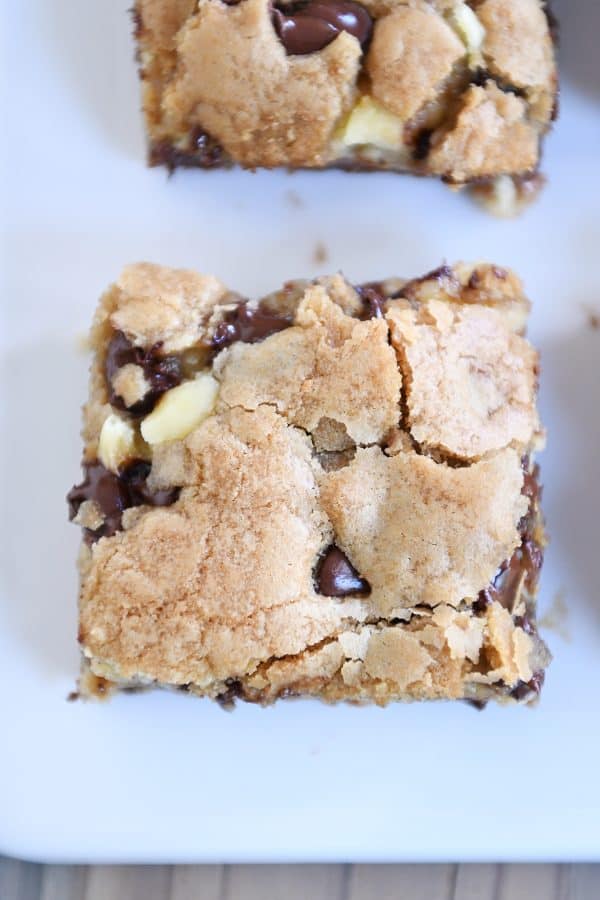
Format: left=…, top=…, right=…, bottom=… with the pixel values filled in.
left=1, top=0, right=599, bottom=864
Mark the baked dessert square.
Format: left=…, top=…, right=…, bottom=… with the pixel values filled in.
left=133, top=0, right=558, bottom=212
left=68, top=262, right=549, bottom=705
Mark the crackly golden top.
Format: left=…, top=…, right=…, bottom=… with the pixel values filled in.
left=75, top=262, right=547, bottom=703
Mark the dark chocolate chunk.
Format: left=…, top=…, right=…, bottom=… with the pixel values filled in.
left=121, top=460, right=180, bottom=508
left=468, top=270, right=482, bottom=290
left=212, top=301, right=293, bottom=351
left=67, top=461, right=130, bottom=540
left=272, top=1, right=372, bottom=56
left=355, top=283, right=387, bottom=319
left=470, top=67, right=489, bottom=88
left=67, top=459, right=180, bottom=543
left=105, top=331, right=182, bottom=416
left=315, top=545, right=371, bottom=597
left=511, top=669, right=545, bottom=702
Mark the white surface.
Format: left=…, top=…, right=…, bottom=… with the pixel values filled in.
left=1, top=0, right=599, bottom=864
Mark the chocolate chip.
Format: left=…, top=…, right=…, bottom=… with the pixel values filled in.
left=511, top=670, right=545, bottom=702
left=315, top=545, right=371, bottom=597
left=355, top=283, right=387, bottom=319
left=473, top=591, right=492, bottom=614
left=67, top=461, right=130, bottom=540
left=272, top=0, right=372, bottom=56
left=413, top=129, right=432, bottom=161
left=121, top=460, right=180, bottom=508
left=105, top=331, right=182, bottom=416
left=212, top=301, right=293, bottom=351
left=67, top=459, right=180, bottom=543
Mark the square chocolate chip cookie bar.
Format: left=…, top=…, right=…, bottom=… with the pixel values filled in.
left=68, top=262, right=549, bottom=706
left=133, top=0, right=558, bottom=213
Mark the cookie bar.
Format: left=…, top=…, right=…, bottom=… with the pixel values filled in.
left=68, top=262, right=550, bottom=706
left=133, top=0, right=558, bottom=212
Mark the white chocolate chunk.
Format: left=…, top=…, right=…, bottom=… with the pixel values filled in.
left=484, top=174, right=519, bottom=218
left=448, top=3, right=486, bottom=53
left=336, top=96, right=403, bottom=151
left=98, top=414, right=137, bottom=472
left=140, top=373, right=219, bottom=444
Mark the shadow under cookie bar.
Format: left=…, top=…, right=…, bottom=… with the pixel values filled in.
left=133, top=0, right=558, bottom=213
left=68, top=261, right=550, bottom=706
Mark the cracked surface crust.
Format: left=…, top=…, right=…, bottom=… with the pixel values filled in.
left=72, top=262, right=549, bottom=706
left=134, top=0, right=557, bottom=200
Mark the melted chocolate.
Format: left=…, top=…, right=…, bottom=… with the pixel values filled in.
left=272, top=0, right=372, bottom=55
left=67, top=460, right=179, bottom=543
left=474, top=465, right=543, bottom=614
left=216, top=678, right=246, bottom=709
left=105, top=331, right=182, bottom=416
left=150, top=129, right=224, bottom=171
left=67, top=461, right=130, bottom=540
left=212, top=301, right=293, bottom=351
left=521, top=460, right=541, bottom=503
left=316, top=545, right=371, bottom=597
left=121, top=460, right=181, bottom=508
left=511, top=669, right=545, bottom=702
left=397, top=264, right=460, bottom=300
left=355, top=283, right=387, bottom=319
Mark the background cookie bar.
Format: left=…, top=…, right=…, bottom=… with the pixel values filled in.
left=68, top=262, right=549, bottom=706
left=133, top=0, right=558, bottom=212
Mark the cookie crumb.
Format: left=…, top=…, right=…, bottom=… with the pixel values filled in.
left=285, top=190, right=303, bottom=208
left=312, top=241, right=329, bottom=265
left=539, top=589, right=570, bottom=642
left=76, top=332, right=91, bottom=353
